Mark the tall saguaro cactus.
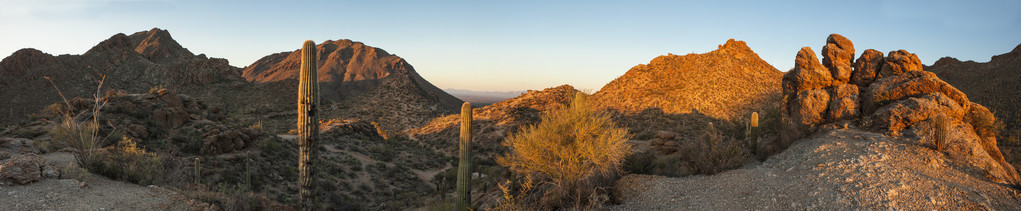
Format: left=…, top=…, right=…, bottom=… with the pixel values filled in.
left=297, top=40, right=320, bottom=210
left=455, top=102, right=472, bottom=211
left=750, top=112, right=759, bottom=155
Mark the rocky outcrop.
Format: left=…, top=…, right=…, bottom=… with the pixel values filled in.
left=849, top=49, right=884, bottom=87
left=1, top=154, right=58, bottom=185
left=877, top=50, right=923, bottom=79
left=862, top=70, right=969, bottom=114
left=200, top=125, right=259, bottom=155
left=821, top=34, right=854, bottom=83
left=780, top=34, right=1021, bottom=187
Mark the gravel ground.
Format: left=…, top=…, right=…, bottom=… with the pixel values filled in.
left=610, top=128, right=1021, bottom=210
left=0, top=152, right=213, bottom=211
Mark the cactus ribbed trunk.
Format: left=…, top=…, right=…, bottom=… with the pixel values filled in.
left=194, top=157, right=200, bottom=184
left=455, top=102, right=472, bottom=211
left=750, top=112, right=759, bottom=155
left=297, top=40, right=319, bottom=211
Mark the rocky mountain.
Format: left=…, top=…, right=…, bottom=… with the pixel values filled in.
left=0, top=28, right=245, bottom=125
left=241, top=39, right=462, bottom=113
left=0, top=28, right=461, bottom=134
left=592, top=39, right=783, bottom=121
left=589, top=39, right=783, bottom=140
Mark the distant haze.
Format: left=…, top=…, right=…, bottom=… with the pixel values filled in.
left=1, top=0, right=1019, bottom=92
left=444, top=89, right=526, bottom=106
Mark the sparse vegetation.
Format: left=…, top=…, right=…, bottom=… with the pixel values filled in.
left=689, top=123, right=746, bottom=175
left=496, top=92, right=632, bottom=209
left=44, top=76, right=109, bottom=174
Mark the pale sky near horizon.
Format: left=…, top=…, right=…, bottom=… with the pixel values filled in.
left=1, top=0, right=1019, bottom=92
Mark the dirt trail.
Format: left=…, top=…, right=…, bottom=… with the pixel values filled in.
left=1, top=152, right=212, bottom=210
left=610, top=129, right=1021, bottom=210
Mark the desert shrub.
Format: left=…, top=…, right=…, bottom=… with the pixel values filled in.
left=496, top=93, right=631, bottom=209
left=88, top=137, right=166, bottom=185
left=46, top=75, right=109, bottom=171
left=623, top=151, right=656, bottom=174
left=970, top=109, right=999, bottom=139
left=42, top=103, right=66, bottom=116
left=688, top=123, right=746, bottom=175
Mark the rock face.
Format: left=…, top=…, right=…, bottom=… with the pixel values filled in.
left=783, top=47, right=834, bottom=95
left=850, top=49, right=884, bottom=87
left=862, top=70, right=969, bottom=114
left=592, top=39, right=783, bottom=121
left=826, top=84, right=858, bottom=120
left=821, top=34, right=855, bottom=83
left=0, top=154, right=55, bottom=185
left=780, top=34, right=1021, bottom=187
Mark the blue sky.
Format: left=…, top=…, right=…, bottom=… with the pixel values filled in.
left=1, top=0, right=1019, bottom=91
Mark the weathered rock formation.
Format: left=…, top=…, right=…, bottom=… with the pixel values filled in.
left=780, top=34, right=1021, bottom=187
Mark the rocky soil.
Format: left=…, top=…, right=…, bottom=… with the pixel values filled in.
left=1, top=152, right=216, bottom=211
left=611, top=128, right=1021, bottom=210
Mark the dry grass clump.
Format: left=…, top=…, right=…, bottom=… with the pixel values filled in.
left=496, top=93, right=631, bottom=209
left=688, top=123, right=746, bottom=175
left=87, top=137, right=168, bottom=185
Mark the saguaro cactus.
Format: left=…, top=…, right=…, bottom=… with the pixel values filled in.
left=455, top=102, right=472, bottom=211
left=750, top=112, right=759, bottom=155
left=194, top=157, right=200, bottom=184
left=297, top=40, right=320, bottom=211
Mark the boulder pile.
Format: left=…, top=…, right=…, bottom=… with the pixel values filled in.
left=780, top=34, right=1020, bottom=186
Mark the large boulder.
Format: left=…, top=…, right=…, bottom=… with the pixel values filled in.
left=153, top=107, right=190, bottom=128
left=863, top=71, right=969, bottom=114
left=821, top=34, right=855, bottom=83
left=782, top=47, right=833, bottom=95
left=850, top=49, right=884, bottom=87
left=869, top=93, right=964, bottom=134
left=877, top=50, right=923, bottom=79
left=790, top=89, right=830, bottom=129
left=200, top=124, right=256, bottom=155
left=0, top=154, right=52, bottom=185
left=826, top=84, right=858, bottom=120
left=781, top=89, right=830, bottom=146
